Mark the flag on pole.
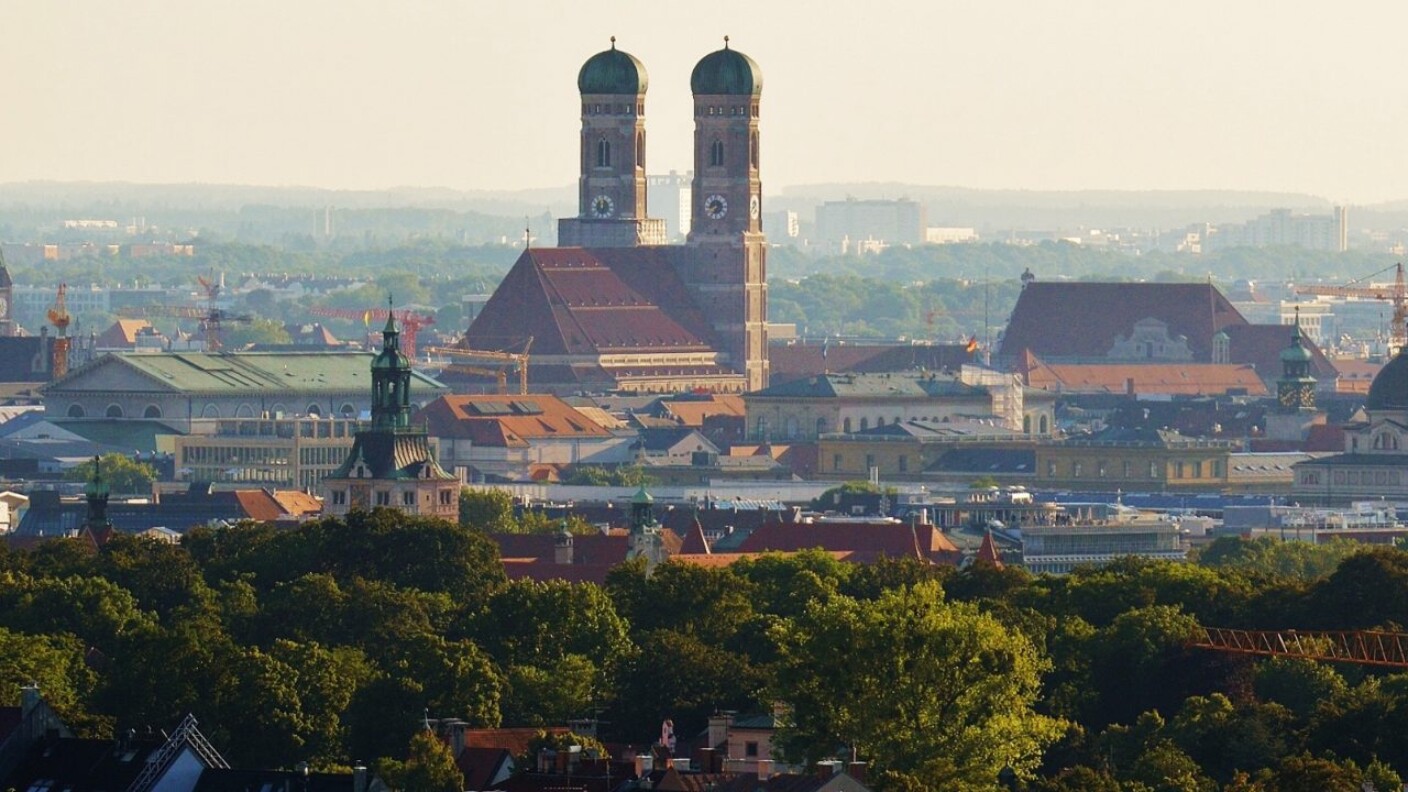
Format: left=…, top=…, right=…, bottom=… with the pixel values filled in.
left=965, top=335, right=979, bottom=354
left=362, top=310, right=372, bottom=327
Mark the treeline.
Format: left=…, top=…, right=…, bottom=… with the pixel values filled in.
left=5, top=505, right=1408, bottom=790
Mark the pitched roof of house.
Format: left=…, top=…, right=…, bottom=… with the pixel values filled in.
left=46, top=351, right=446, bottom=396
left=1223, top=324, right=1338, bottom=382
left=736, top=520, right=960, bottom=564
left=460, top=727, right=569, bottom=755
left=999, top=281, right=1246, bottom=360
left=96, top=319, right=153, bottom=348
left=1021, top=354, right=1268, bottom=396
left=416, top=394, right=613, bottom=448
left=751, top=372, right=985, bottom=400
left=466, top=247, right=719, bottom=357
left=635, top=426, right=719, bottom=455
left=680, top=519, right=711, bottom=554
left=0, top=337, right=53, bottom=383
left=456, top=746, right=514, bottom=791
left=493, top=532, right=630, bottom=566
left=1331, top=358, right=1382, bottom=393
left=657, top=394, right=746, bottom=426
left=769, top=342, right=976, bottom=385
left=976, top=531, right=1004, bottom=568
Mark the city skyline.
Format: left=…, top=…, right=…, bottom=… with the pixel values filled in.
left=6, top=1, right=1408, bottom=203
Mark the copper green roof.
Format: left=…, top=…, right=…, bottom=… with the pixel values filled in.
left=329, top=431, right=455, bottom=482
left=46, top=352, right=447, bottom=396
left=632, top=485, right=653, bottom=504
left=578, top=42, right=648, bottom=95
left=691, top=44, right=762, bottom=96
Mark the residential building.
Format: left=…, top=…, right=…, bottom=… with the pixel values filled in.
left=814, top=198, right=926, bottom=251
left=1022, top=512, right=1188, bottom=575
left=320, top=314, right=459, bottom=518
left=1205, top=207, right=1349, bottom=252
left=743, top=370, right=1052, bottom=442
left=417, top=394, right=634, bottom=482
left=1035, top=426, right=1237, bottom=492
left=163, top=416, right=361, bottom=490
left=817, top=419, right=1035, bottom=480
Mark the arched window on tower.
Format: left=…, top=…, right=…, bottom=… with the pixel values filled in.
left=596, top=139, right=611, bottom=168
left=750, top=131, right=759, bottom=169
left=636, top=132, right=645, bottom=169
left=709, top=139, right=724, bottom=167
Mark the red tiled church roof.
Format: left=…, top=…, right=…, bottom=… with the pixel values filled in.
left=736, top=520, right=961, bottom=565
left=466, top=248, right=717, bottom=357
left=1000, top=282, right=1246, bottom=360
left=1222, top=324, right=1339, bottom=383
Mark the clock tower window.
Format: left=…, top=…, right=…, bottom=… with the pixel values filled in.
left=596, top=139, right=612, bottom=168
left=709, top=139, right=724, bottom=167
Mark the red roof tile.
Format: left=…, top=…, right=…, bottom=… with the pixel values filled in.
left=737, top=520, right=960, bottom=565
left=1000, top=282, right=1246, bottom=361
left=1023, top=355, right=1268, bottom=396
left=1222, top=324, right=1338, bottom=382
left=417, top=395, right=612, bottom=449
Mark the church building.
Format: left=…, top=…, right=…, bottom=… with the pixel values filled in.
left=465, top=39, right=768, bottom=394
left=320, top=311, right=459, bottom=518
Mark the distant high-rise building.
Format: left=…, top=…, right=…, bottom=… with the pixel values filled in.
left=647, top=171, right=692, bottom=240
left=1206, top=207, right=1348, bottom=253
left=815, top=198, right=926, bottom=252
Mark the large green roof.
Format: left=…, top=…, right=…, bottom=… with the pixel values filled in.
left=49, top=352, right=447, bottom=396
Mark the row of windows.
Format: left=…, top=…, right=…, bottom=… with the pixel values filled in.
left=1044, top=459, right=1225, bottom=480
left=66, top=402, right=357, bottom=420
left=329, top=489, right=455, bottom=507
left=182, top=446, right=291, bottom=465
left=758, top=412, right=1039, bottom=438
left=583, top=103, right=644, bottom=115
left=703, top=105, right=758, bottom=117
left=594, top=135, right=646, bottom=169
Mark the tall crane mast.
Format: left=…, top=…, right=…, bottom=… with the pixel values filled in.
left=1294, top=262, right=1406, bottom=353
left=46, top=284, right=71, bottom=378
left=308, top=307, right=435, bottom=359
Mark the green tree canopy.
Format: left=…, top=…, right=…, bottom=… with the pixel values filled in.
left=770, top=581, right=1065, bottom=790
left=63, top=453, right=157, bottom=495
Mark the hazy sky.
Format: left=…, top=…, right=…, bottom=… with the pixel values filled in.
left=5, top=1, right=1408, bottom=203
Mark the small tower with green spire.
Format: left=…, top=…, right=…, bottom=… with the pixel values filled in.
left=82, top=455, right=112, bottom=538
left=321, top=296, right=458, bottom=518
left=1277, top=309, right=1316, bottom=413
left=627, top=486, right=666, bottom=573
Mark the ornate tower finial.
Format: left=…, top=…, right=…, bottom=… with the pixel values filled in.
left=724, top=35, right=730, bottom=49
left=610, top=35, right=616, bottom=49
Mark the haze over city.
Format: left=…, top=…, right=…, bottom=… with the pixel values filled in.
left=7, top=0, right=1408, bottom=203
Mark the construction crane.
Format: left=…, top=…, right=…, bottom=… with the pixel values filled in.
left=1193, top=626, right=1408, bottom=669
left=1294, top=262, right=1406, bottom=353
left=119, top=275, right=252, bottom=353
left=308, top=306, right=435, bottom=359
left=440, top=363, right=512, bottom=394
left=46, top=284, right=71, bottom=378
left=424, top=338, right=533, bottom=395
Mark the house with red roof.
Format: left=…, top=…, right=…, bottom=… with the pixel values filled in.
left=417, top=394, right=635, bottom=482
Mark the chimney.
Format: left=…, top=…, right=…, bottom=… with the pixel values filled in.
left=20, top=685, right=39, bottom=718
left=554, top=530, right=574, bottom=565
left=707, top=713, right=732, bottom=753
left=846, top=762, right=868, bottom=783
left=353, top=762, right=368, bottom=792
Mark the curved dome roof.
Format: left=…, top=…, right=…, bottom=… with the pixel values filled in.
left=691, top=42, right=762, bottom=96
left=578, top=42, right=648, bottom=95
left=1367, top=350, right=1408, bottom=411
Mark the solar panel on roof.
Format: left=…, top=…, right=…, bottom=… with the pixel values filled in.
left=511, top=400, right=542, bottom=415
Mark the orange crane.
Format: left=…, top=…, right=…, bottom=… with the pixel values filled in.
left=46, top=284, right=71, bottom=378
left=1294, top=262, right=1406, bottom=352
left=1193, top=626, right=1408, bottom=669
left=308, top=306, right=435, bottom=359
left=424, top=338, right=533, bottom=395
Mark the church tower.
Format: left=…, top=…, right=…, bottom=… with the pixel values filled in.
left=321, top=302, right=459, bottom=518
left=557, top=39, right=666, bottom=248
left=1277, top=312, right=1316, bottom=413
left=681, top=39, right=769, bottom=390
left=0, top=247, right=14, bottom=337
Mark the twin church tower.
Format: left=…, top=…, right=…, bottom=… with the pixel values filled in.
left=467, top=39, right=769, bottom=392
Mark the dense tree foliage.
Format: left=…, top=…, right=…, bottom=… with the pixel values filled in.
left=11, top=512, right=1408, bottom=789
left=63, top=453, right=158, bottom=495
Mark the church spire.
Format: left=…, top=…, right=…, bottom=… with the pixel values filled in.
left=371, top=295, right=413, bottom=430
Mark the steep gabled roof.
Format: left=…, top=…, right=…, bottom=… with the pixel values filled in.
left=1000, top=282, right=1247, bottom=360
left=1222, top=323, right=1339, bottom=382
left=751, top=372, right=985, bottom=400
left=328, top=431, right=456, bottom=482
left=1023, top=355, right=1268, bottom=396
left=736, top=520, right=960, bottom=564
left=416, top=395, right=612, bottom=447
left=466, top=247, right=717, bottom=356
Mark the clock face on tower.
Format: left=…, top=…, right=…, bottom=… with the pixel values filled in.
left=749, top=194, right=760, bottom=220
left=704, top=194, right=728, bottom=220
left=591, top=195, right=615, bottom=218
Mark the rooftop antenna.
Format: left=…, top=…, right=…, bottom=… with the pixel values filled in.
left=524, top=217, right=532, bottom=250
